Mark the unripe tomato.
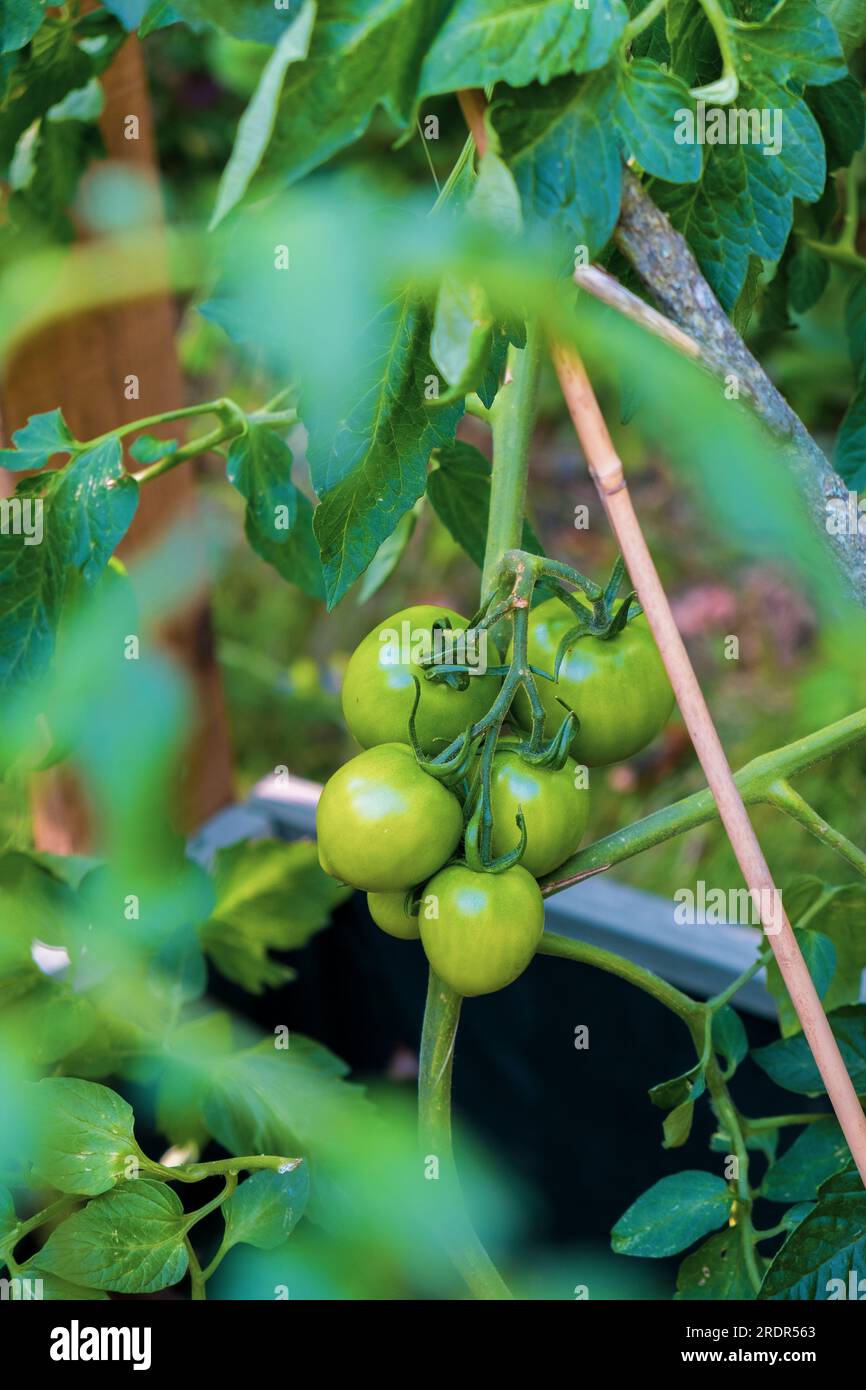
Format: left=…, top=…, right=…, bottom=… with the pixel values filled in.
left=367, top=891, right=420, bottom=940
left=489, top=751, right=590, bottom=878
left=316, top=743, right=462, bottom=892
left=514, top=597, right=674, bottom=766
left=420, top=864, right=544, bottom=996
left=341, top=605, right=500, bottom=755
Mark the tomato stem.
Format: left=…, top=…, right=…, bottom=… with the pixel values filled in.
left=418, top=970, right=514, bottom=1299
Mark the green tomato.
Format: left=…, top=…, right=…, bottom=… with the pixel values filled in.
left=316, top=743, right=462, bottom=892
left=367, top=891, right=420, bottom=940
left=514, top=597, right=674, bottom=766
left=420, top=864, right=544, bottom=997
left=488, top=751, right=590, bottom=878
left=341, top=605, right=500, bottom=755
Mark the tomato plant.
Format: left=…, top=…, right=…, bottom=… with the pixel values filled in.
left=1, top=0, right=866, bottom=1326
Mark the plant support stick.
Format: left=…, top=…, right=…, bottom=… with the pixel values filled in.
left=550, top=341, right=866, bottom=1187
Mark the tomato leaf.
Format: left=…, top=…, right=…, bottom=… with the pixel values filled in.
left=761, top=1117, right=851, bottom=1203
left=759, top=1192, right=866, bottom=1299
left=199, top=839, right=349, bottom=993
left=675, top=1229, right=758, bottom=1300
left=210, top=0, right=317, bottom=228
left=31, top=1078, right=144, bottom=1196
left=222, top=1165, right=311, bottom=1251
left=611, top=1171, right=733, bottom=1257
left=752, top=1005, right=866, bottom=1094
left=37, top=1180, right=189, bottom=1293
left=309, top=293, right=463, bottom=608
left=427, top=441, right=543, bottom=569
left=0, top=408, right=77, bottom=471
left=419, top=0, right=627, bottom=95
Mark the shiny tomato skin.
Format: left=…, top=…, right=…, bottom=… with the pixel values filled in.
left=489, top=752, right=590, bottom=878
left=514, top=597, right=674, bottom=766
left=420, top=864, right=544, bottom=997
left=367, top=891, right=421, bottom=940
left=341, top=605, right=499, bottom=755
left=316, top=743, right=462, bottom=892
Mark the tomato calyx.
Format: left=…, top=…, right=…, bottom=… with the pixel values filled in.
left=549, top=556, right=644, bottom=678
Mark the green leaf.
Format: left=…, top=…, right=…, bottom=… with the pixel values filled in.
left=0, top=20, right=92, bottom=167
left=649, top=1061, right=706, bottom=1111
left=765, top=928, right=836, bottom=1037
left=155, top=1010, right=234, bottom=1147
left=611, top=1171, right=733, bottom=1257
left=0, top=1185, right=17, bottom=1249
left=736, top=0, right=846, bottom=88
left=309, top=293, right=463, bottom=608
left=762, top=1117, right=851, bottom=1203
left=496, top=75, right=622, bottom=267
left=210, top=0, right=317, bottom=227
left=752, top=1005, right=866, bottom=1094
left=712, top=1006, right=749, bottom=1073
left=222, top=1164, right=311, bottom=1251
left=613, top=59, right=701, bottom=183
left=0, top=408, right=76, bottom=471
left=140, top=1, right=183, bottom=36
left=0, top=849, right=78, bottom=947
left=806, top=76, right=866, bottom=171
left=467, top=151, right=524, bottom=239
left=759, top=1192, right=866, bottom=1299
left=1, top=1, right=46, bottom=54
left=37, top=1180, right=189, bottom=1293
left=0, top=437, right=138, bottom=691
left=845, top=274, right=866, bottom=378
left=0, top=978, right=96, bottom=1067
left=101, top=0, right=151, bottom=27
left=203, top=1037, right=371, bottom=1178
left=170, top=0, right=303, bottom=41
left=419, top=0, right=627, bottom=94
left=257, top=0, right=445, bottom=190
left=816, top=0, right=866, bottom=57
left=427, top=441, right=543, bottom=568
left=227, top=427, right=299, bottom=542
left=429, top=275, right=493, bottom=403
left=675, top=1229, right=757, bottom=1299
left=356, top=505, right=417, bottom=603
left=788, top=242, right=831, bottom=312
left=200, top=839, right=348, bottom=993
left=836, top=384, right=866, bottom=489
left=128, top=434, right=178, bottom=465
left=217, top=422, right=319, bottom=598
left=663, top=1101, right=696, bottom=1149
left=31, top=1078, right=144, bottom=1196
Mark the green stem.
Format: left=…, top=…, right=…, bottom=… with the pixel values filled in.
left=622, top=0, right=666, bottom=45
left=7, top=1194, right=79, bottom=1253
left=154, top=1155, right=300, bottom=1184
left=805, top=237, right=866, bottom=272
left=537, top=931, right=705, bottom=1033
left=481, top=322, right=542, bottom=603
left=84, top=398, right=233, bottom=449
left=693, top=0, right=739, bottom=100
left=131, top=421, right=239, bottom=484
left=707, top=1066, right=763, bottom=1294
left=418, top=970, right=513, bottom=1299
left=186, top=1239, right=207, bottom=1301
left=744, top=1112, right=825, bottom=1133
left=183, top=1174, right=237, bottom=1233
left=764, top=779, right=866, bottom=880
left=541, top=708, right=866, bottom=894
left=837, top=160, right=861, bottom=255
left=707, top=954, right=764, bottom=1014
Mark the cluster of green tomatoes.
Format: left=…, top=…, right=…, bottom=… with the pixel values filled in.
left=317, top=588, right=674, bottom=998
